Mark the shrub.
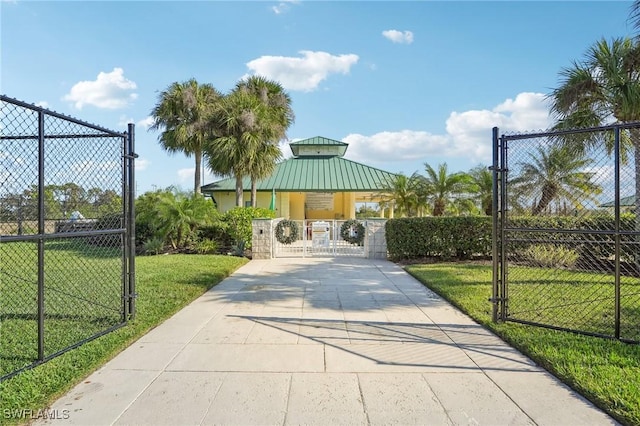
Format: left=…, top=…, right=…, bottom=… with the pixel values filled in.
left=508, top=213, right=636, bottom=264
left=134, top=188, right=219, bottom=250
left=222, top=207, right=276, bottom=250
left=522, top=244, right=579, bottom=268
left=194, top=238, right=219, bottom=254
left=386, top=216, right=492, bottom=260
left=143, top=237, right=165, bottom=255
left=198, top=221, right=233, bottom=251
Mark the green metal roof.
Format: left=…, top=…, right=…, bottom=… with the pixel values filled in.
left=289, top=136, right=348, bottom=157
left=599, top=195, right=636, bottom=208
left=289, top=136, right=347, bottom=147
left=201, top=156, right=397, bottom=193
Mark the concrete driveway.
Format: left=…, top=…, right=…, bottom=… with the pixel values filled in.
left=40, top=257, right=616, bottom=425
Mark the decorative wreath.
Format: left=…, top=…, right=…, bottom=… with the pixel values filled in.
left=340, top=219, right=365, bottom=245
left=275, top=219, right=299, bottom=245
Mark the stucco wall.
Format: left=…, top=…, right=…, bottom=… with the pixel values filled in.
left=214, top=190, right=358, bottom=220
left=213, top=191, right=280, bottom=212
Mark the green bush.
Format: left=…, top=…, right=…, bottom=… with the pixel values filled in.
left=222, top=207, right=276, bottom=249
left=508, top=213, right=636, bottom=264
left=134, top=188, right=219, bottom=250
left=198, top=221, right=233, bottom=251
left=194, top=238, right=219, bottom=254
left=143, top=237, right=165, bottom=255
left=522, top=244, right=579, bottom=268
left=386, top=216, right=492, bottom=260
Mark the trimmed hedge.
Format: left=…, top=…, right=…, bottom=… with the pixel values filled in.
left=507, top=214, right=636, bottom=263
left=385, top=213, right=637, bottom=263
left=222, top=207, right=276, bottom=250
left=386, top=216, right=492, bottom=260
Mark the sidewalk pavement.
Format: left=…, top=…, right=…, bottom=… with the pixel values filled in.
left=40, top=257, right=617, bottom=426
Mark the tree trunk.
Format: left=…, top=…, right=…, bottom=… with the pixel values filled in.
left=235, top=175, right=244, bottom=207
left=433, top=198, right=445, bottom=216
left=251, top=179, right=257, bottom=208
left=194, top=148, right=202, bottom=195
left=532, top=184, right=556, bottom=215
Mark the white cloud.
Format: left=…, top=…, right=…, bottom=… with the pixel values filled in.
left=177, top=168, right=194, bottom=183
left=71, top=160, right=120, bottom=174
left=344, top=131, right=450, bottom=165
left=137, top=116, right=154, bottom=129
left=245, top=50, right=359, bottom=92
left=382, top=30, right=414, bottom=44
left=178, top=167, right=217, bottom=184
left=272, top=0, right=299, bottom=14
left=118, top=115, right=134, bottom=127
left=63, top=67, right=138, bottom=109
left=35, top=100, right=49, bottom=108
left=135, top=158, right=150, bottom=171
left=343, top=92, right=552, bottom=168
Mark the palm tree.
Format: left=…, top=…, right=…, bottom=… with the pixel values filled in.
left=150, top=79, right=222, bottom=194
left=235, top=76, right=293, bottom=207
left=509, top=146, right=602, bottom=216
left=206, top=89, right=270, bottom=207
left=378, top=173, right=424, bottom=217
left=469, top=165, right=493, bottom=216
left=422, top=163, right=474, bottom=216
left=630, top=1, right=640, bottom=35
left=155, top=189, right=217, bottom=249
left=549, top=37, right=640, bottom=234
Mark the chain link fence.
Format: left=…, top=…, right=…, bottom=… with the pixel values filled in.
left=0, top=96, right=136, bottom=381
left=492, top=123, right=640, bottom=342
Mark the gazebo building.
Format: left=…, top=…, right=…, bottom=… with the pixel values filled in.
left=201, top=136, right=397, bottom=220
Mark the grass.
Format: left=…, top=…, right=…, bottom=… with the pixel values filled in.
left=0, top=243, right=247, bottom=425
left=405, top=262, right=640, bottom=426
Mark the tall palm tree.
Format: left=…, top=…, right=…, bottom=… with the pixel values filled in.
left=422, top=163, right=473, bottom=216
left=549, top=37, right=640, bottom=229
left=206, top=89, right=270, bottom=207
left=378, top=173, right=424, bottom=217
left=235, top=76, right=294, bottom=207
left=509, top=146, right=602, bottom=216
left=150, top=79, right=222, bottom=194
left=630, top=1, right=640, bottom=35
left=469, top=165, right=493, bottom=216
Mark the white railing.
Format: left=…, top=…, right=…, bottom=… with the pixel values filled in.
left=274, top=219, right=365, bottom=258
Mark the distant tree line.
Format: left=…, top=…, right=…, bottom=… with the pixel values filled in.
left=0, top=183, right=121, bottom=222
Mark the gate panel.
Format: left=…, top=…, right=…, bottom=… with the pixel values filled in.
left=273, top=219, right=365, bottom=258
left=493, top=123, right=640, bottom=342
left=0, top=96, right=135, bottom=380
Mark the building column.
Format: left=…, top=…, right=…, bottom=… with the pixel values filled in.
left=251, top=218, right=275, bottom=259
left=364, top=219, right=387, bottom=259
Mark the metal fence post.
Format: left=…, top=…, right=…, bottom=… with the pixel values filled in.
left=127, top=123, right=136, bottom=320
left=614, top=125, right=621, bottom=339
left=499, top=133, right=509, bottom=322
left=37, top=109, right=45, bottom=361
left=491, top=127, right=500, bottom=322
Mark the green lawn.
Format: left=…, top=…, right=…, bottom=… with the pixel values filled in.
left=0, top=243, right=247, bottom=425
left=1, top=240, right=126, bottom=378
left=406, top=263, right=640, bottom=426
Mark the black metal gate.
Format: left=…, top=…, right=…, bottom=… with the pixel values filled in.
left=0, top=95, right=136, bottom=380
left=492, top=123, right=640, bottom=342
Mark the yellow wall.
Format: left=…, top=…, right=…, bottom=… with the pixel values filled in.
left=212, top=191, right=359, bottom=220
left=289, top=193, right=305, bottom=220
left=213, top=191, right=275, bottom=212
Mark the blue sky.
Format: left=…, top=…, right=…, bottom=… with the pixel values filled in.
left=1, top=0, right=635, bottom=195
